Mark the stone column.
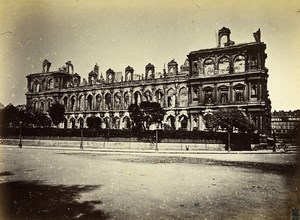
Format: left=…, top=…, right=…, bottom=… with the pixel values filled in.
left=130, top=88, right=134, bottom=105
left=110, top=90, right=114, bottom=110
left=83, top=93, right=87, bottom=111
left=102, top=91, right=105, bottom=110
left=198, top=85, right=202, bottom=104
left=229, top=83, right=233, bottom=103
left=257, top=81, right=261, bottom=101
left=214, top=84, right=218, bottom=104
left=246, top=81, right=250, bottom=102
left=163, top=85, right=167, bottom=108
left=174, top=84, right=178, bottom=107
left=175, top=112, right=179, bottom=130
left=189, top=114, right=193, bottom=131
left=120, top=90, right=124, bottom=110
left=92, top=91, right=96, bottom=110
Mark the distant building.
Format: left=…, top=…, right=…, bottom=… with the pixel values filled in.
left=25, top=27, right=271, bottom=134
left=271, top=110, right=300, bottom=135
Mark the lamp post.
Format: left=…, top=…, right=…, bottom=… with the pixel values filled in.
left=18, top=121, right=22, bottom=148
left=227, top=125, right=231, bottom=153
left=80, top=124, right=83, bottom=150
left=155, top=119, right=161, bottom=151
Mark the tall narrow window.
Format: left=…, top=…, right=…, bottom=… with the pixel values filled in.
left=234, top=55, right=245, bottom=73
left=218, top=57, right=230, bottom=74
left=251, top=85, right=257, bottom=97
left=204, top=59, right=214, bottom=76
left=193, top=87, right=198, bottom=101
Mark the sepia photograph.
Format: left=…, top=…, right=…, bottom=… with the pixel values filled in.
left=0, top=0, right=299, bottom=219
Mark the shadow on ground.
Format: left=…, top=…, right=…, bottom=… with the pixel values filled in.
left=0, top=180, right=110, bottom=220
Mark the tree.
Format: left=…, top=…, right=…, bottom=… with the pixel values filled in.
left=203, top=107, right=255, bottom=151
left=128, top=101, right=165, bottom=130
left=33, top=110, right=52, bottom=127
left=128, top=103, right=144, bottom=130
left=0, top=104, right=19, bottom=127
left=48, top=102, right=65, bottom=127
left=86, top=116, right=102, bottom=129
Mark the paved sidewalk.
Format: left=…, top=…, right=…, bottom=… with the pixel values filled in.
left=1, top=144, right=298, bottom=165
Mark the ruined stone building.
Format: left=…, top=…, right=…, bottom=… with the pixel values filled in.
left=25, top=27, right=271, bottom=134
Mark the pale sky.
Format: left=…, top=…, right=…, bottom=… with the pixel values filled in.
left=0, top=0, right=299, bottom=111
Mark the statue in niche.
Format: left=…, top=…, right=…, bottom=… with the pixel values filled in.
left=205, top=92, right=213, bottom=104
left=220, top=93, right=228, bottom=103
left=42, top=59, right=51, bottom=73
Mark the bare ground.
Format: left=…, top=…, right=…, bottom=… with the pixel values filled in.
left=0, top=146, right=299, bottom=220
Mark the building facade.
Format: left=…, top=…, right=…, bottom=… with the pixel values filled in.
left=25, top=27, right=271, bottom=134
left=271, top=110, right=300, bottom=135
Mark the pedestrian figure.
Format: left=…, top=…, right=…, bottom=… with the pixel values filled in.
left=186, top=145, right=189, bottom=151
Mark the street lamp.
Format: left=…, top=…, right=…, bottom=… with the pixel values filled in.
left=227, top=125, right=231, bottom=153
left=80, top=124, right=83, bottom=150
left=155, top=119, right=161, bottom=151
left=18, top=121, right=22, bottom=148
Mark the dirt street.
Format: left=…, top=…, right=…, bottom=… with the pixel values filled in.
left=0, top=146, right=299, bottom=220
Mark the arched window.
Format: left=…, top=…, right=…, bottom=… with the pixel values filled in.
left=96, top=94, right=102, bottom=110
left=48, top=78, right=54, bottom=90
left=124, top=92, right=131, bottom=109
left=155, top=90, right=164, bottom=107
left=78, top=95, right=84, bottom=111
left=32, top=101, right=37, bottom=111
left=123, top=116, right=131, bottom=129
left=87, top=95, right=93, bottom=111
left=114, top=93, right=121, bottom=110
left=234, top=55, right=245, bottom=73
left=218, top=57, right=230, bottom=74
left=47, top=99, right=52, bottom=111
left=166, top=115, right=176, bottom=130
left=112, top=117, right=120, bottom=129
left=133, top=91, right=141, bottom=105
left=104, top=117, right=111, bottom=129
left=179, top=115, right=188, bottom=129
left=105, top=93, right=112, bottom=110
left=167, top=88, right=175, bottom=108
left=144, top=90, right=152, bottom=102
left=70, top=96, right=76, bottom=111
left=178, top=87, right=188, bottom=107
left=203, top=59, right=214, bottom=76
left=42, top=79, right=46, bottom=91
left=78, top=118, right=84, bottom=128
left=70, top=118, right=76, bottom=129
left=40, top=101, right=44, bottom=112
left=63, top=97, right=68, bottom=110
